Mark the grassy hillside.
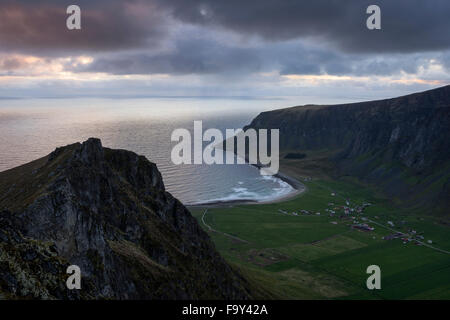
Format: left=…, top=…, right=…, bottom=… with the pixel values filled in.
left=190, top=176, right=450, bottom=299
left=193, top=86, right=450, bottom=299
left=244, top=85, right=450, bottom=215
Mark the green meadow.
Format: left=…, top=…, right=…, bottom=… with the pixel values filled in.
left=190, top=179, right=450, bottom=300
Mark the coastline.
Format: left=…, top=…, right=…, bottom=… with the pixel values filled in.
left=187, top=166, right=305, bottom=208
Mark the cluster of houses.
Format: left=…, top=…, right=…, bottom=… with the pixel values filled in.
left=383, top=233, right=420, bottom=245
left=382, top=229, right=430, bottom=245
left=278, top=193, right=435, bottom=246
left=280, top=196, right=374, bottom=225
left=324, top=200, right=372, bottom=219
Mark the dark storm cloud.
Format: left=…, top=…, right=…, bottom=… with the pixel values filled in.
left=155, top=0, right=450, bottom=53
left=276, top=46, right=433, bottom=77
left=2, top=0, right=449, bottom=55
left=1, top=0, right=449, bottom=79
left=73, top=39, right=262, bottom=75
left=273, top=45, right=350, bottom=75
left=0, top=0, right=167, bottom=54
left=72, top=39, right=441, bottom=78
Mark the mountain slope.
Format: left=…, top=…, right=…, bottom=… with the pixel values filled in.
left=0, top=138, right=254, bottom=299
left=245, top=85, right=450, bottom=214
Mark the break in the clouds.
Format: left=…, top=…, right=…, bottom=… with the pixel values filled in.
left=0, top=0, right=449, bottom=99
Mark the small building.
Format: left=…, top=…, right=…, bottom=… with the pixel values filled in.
left=352, top=223, right=374, bottom=232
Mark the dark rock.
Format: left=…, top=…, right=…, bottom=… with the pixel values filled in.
left=0, top=138, right=254, bottom=300
left=21, top=249, right=38, bottom=262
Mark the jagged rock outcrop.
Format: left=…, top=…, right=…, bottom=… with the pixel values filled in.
left=0, top=138, right=253, bottom=299
left=245, top=85, right=450, bottom=214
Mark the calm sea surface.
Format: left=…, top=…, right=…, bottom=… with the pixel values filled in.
left=0, top=97, right=296, bottom=204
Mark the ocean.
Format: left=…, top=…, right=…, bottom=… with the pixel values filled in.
left=0, top=97, right=296, bottom=204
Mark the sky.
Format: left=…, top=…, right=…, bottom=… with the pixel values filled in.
left=0, top=0, right=449, bottom=102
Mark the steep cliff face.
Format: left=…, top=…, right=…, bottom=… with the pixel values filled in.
left=0, top=138, right=253, bottom=299
left=245, top=85, right=450, bottom=214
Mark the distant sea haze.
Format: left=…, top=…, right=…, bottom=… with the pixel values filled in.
left=0, top=97, right=295, bottom=204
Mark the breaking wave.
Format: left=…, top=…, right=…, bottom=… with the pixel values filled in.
left=198, top=173, right=295, bottom=204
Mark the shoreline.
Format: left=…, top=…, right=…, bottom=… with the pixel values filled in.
left=187, top=166, right=305, bottom=208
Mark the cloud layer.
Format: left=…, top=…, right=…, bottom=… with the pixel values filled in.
left=0, top=0, right=449, bottom=99
left=0, top=0, right=168, bottom=54
left=156, top=0, right=450, bottom=53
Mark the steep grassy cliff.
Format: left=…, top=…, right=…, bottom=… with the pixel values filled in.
left=245, top=85, right=450, bottom=215
left=0, top=138, right=256, bottom=299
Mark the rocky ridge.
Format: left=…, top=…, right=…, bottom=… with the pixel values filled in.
left=0, top=138, right=254, bottom=299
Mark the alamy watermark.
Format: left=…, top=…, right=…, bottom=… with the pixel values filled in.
left=366, top=5, right=381, bottom=30
left=66, top=5, right=81, bottom=30
left=171, top=121, right=280, bottom=176
left=66, top=265, right=81, bottom=290
left=366, top=265, right=381, bottom=290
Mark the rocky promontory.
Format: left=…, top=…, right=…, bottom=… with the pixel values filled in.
left=0, top=138, right=254, bottom=299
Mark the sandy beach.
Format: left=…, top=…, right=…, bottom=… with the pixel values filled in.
left=187, top=169, right=306, bottom=208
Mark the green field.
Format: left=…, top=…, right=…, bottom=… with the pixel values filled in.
left=190, top=179, right=450, bottom=300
